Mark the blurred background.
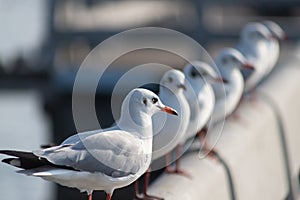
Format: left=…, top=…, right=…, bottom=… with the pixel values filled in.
left=0, top=0, right=299, bottom=200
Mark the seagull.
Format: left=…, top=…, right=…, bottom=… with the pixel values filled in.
left=0, top=88, right=178, bottom=200
left=195, top=48, right=254, bottom=157
left=135, top=69, right=190, bottom=200
left=152, top=69, right=190, bottom=172
left=236, top=22, right=272, bottom=93
left=211, top=48, right=255, bottom=125
left=181, top=61, right=221, bottom=142
left=262, top=20, right=287, bottom=78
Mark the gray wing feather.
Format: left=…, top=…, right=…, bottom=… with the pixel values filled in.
left=34, top=130, right=146, bottom=178
left=61, top=126, right=119, bottom=145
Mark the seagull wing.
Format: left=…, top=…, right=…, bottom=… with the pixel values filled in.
left=34, top=130, right=147, bottom=178
left=60, top=126, right=119, bottom=145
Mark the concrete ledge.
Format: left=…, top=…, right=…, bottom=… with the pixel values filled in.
left=208, top=99, right=288, bottom=200
left=147, top=48, right=300, bottom=199
left=148, top=154, right=231, bottom=200
left=259, top=48, right=300, bottom=199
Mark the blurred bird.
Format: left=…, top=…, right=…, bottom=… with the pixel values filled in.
left=197, top=48, right=255, bottom=158
left=135, top=69, right=190, bottom=200
left=181, top=61, right=222, bottom=143
left=262, top=20, right=287, bottom=78
left=0, top=88, right=178, bottom=200
left=211, top=48, right=255, bottom=125
left=237, top=22, right=272, bottom=93
left=152, top=69, right=190, bottom=173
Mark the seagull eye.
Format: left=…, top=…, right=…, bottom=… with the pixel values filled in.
left=143, top=98, right=147, bottom=106
left=222, top=58, right=228, bottom=64
left=231, top=56, right=237, bottom=63
left=191, top=69, right=197, bottom=78
left=168, top=77, right=173, bottom=82
left=151, top=97, right=158, bottom=104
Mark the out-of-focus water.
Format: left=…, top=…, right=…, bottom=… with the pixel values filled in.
left=0, top=90, right=53, bottom=200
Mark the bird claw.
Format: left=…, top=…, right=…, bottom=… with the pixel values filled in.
left=207, top=151, right=220, bottom=164
left=134, top=194, right=164, bottom=200
left=165, top=167, right=192, bottom=179
left=144, top=194, right=164, bottom=200
left=199, top=148, right=220, bottom=164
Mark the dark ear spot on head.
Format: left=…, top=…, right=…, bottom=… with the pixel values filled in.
left=143, top=98, right=147, bottom=106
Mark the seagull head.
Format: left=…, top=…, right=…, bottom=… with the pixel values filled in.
left=241, top=22, right=272, bottom=43
left=160, top=69, right=187, bottom=93
left=216, top=48, right=255, bottom=71
left=125, top=88, right=178, bottom=117
left=262, top=20, right=287, bottom=41
left=184, top=61, right=224, bottom=84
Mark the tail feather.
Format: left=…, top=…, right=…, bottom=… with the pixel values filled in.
left=2, top=158, right=22, bottom=168
left=0, top=150, right=49, bottom=170
left=0, top=150, right=77, bottom=171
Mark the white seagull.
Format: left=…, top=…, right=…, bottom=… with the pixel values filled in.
left=211, top=48, right=255, bottom=125
left=0, top=88, right=178, bottom=200
left=193, top=49, right=254, bottom=158
left=182, top=61, right=221, bottom=142
left=152, top=69, right=190, bottom=171
left=135, top=69, right=190, bottom=200
left=236, top=22, right=272, bottom=93
left=262, top=20, right=287, bottom=78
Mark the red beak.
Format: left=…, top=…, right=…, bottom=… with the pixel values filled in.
left=269, top=34, right=277, bottom=40
left=243, top=63, right=255, bottom=70
left=161, top=106, right=178, bottom=116
left=177, top=84, right=187, bottom=91
left=282, top=33, right=289, bottom=41
left=214, top=77, right=228, bottom=84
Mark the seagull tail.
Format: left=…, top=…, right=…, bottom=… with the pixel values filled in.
left=0, top=150, right=48, bottom=170
left=2, top=157, right=22, bottom=167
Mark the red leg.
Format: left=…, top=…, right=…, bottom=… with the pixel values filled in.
left=106, top=193, right=112, bottom=200
left=143, top=169, right=164, bottom=200
left=143, top=170, right=150, bottom=195
left=88, top=193, right=92, bottom=200
left=175, top=145, right=191, bottom=178
left=134, top=180, right=142, bottom=199
left=175, top=144, right=182, bottom=171
left=197, top=128, right=207, bottom=150
left=165, top=153, right=174, bottom=172
left=165, top=145, right=191, bottom=178
left=134, top=172, right=162, bottom=200
left=198, top=128, right=219, bottom=163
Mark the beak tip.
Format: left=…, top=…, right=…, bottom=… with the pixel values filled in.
left=243, top=63, right=255, bottom=70
left=162, top=106, right=178, bottom=116
left=215, top=77, right=228, bottom=84
left=178, top=84, right=187, bottom=91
